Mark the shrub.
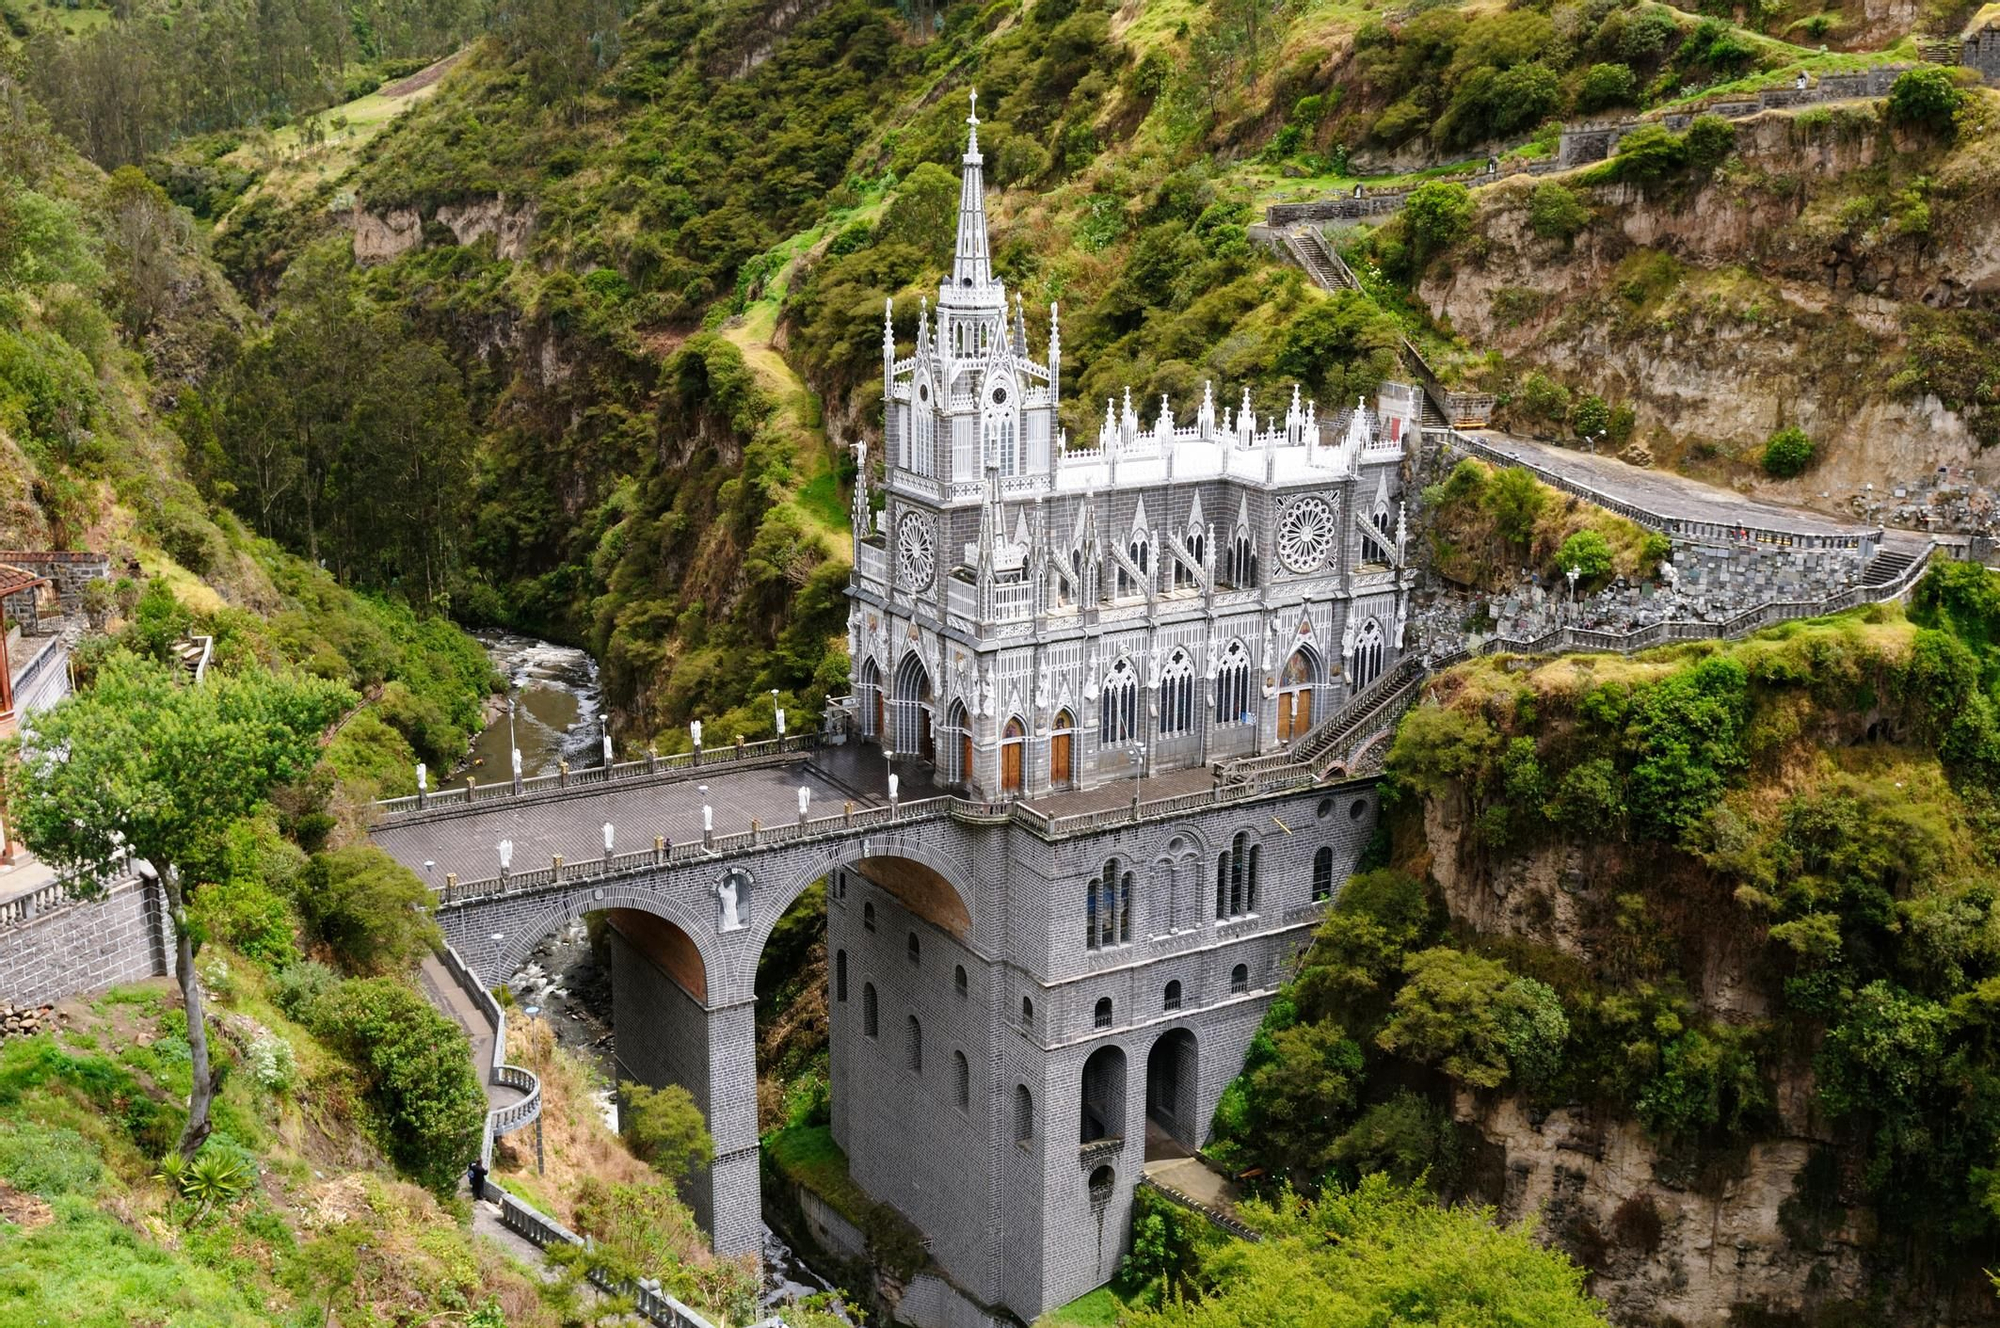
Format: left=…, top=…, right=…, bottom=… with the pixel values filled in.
left=189, top=872, right=299, bottom=969
left=270, top=959, right=340, bottom=1019
left=1761, top=425, right=1815, bottom=477
left=622, top=1081, right=715, bottom=1183
left=1576, top=63, right=1638, bottom=113
left=298, top=846, right=440, bottom=976
left=1569, top=393, right=1611, bottom=440
left=1329, top=1090, right=1460, bottom=1189
left=1682, top=114, right=1737, bottom=171
left=1557, top=529, right=1614, bottom=582
left=1403, top=182, right=1476, bottom=269
left=1377, top=948, right=1519, bottom=1089
left=1885, top=67, right=1963, bottom=135
left=1527, top=182, right=1590, bottom=242
left=301, top=977, right=486, bottom=1194
left=1517, top=371, right=1572, bottom=427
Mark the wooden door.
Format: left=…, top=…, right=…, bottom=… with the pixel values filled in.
left=960, top=729, right=974, bottom=785
left=1277, top=694, right=1295, bottom=743
left=1050, top=731, right=1072, bottom=787
left=919, top=709, right=935, bottom=763
left=874, top=691, right=885, bottom=738
left=1295, top=689, right=1312, bottom=734
left=1002, top=740, right=1023, bottom=794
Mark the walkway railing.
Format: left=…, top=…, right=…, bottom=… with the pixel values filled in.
left=435, top=942, right=543, bottom=1170
left=377, top=732, right=824, bottom=819
left=0, top=862, right=143, bottom=933
left=1438, top=429, right=1880, bottom=550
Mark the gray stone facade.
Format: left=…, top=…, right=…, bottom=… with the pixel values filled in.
left=0, top=875, right=173, bottom=1007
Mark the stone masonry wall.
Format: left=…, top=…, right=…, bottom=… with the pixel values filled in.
left=0, top=878, right=173, bottom=1007
left=0, top=551, right=111, bottom=612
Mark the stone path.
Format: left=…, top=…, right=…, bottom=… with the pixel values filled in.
left=417, top=952, right=526, bottom=1114
left=1464, top=431, right=1885, bottom=539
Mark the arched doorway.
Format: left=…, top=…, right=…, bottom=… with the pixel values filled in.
left=948, top=699, right=972, bottom=787
left=1277, top=644, right=1320, bottom=743
left=1080, top=1044, right=1127, bottom=1144
left=1001, top=716, right=1025, bottom=795
left=1145, top=1029, right=1199, bottom=1158
left=892, top=652, right=935, bottom=764
left=1050, top=708, right=1075, bottom=789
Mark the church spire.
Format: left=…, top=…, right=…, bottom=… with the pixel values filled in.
left=951, top=89, right=992, bottom=291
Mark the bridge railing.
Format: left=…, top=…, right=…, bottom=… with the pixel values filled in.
left=0, top=862, right=145, bottom=933
left=376, top=732, right=824, bottom=819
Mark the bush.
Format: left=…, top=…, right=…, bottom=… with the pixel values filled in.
left=1516, top=372, right=1572, bottom=428
left=622, top=1081, right=715, bottom=1183
left=298, top=846, right=440, bottom=976
left=300, top=977, right=486, bottom=1194
left=1403, top=182, right=1476, bottom=269
left=1569, top=393, right=1611, bottom=440
left=1527, top=182, right=1590, bottom=242
left=1329, top=1090, right=1460, bottom=1189
left=1761, top=425, right=1815, bottom=477
left=1575, top=63, right=1638, bottom=113
left=1682, top=114, right=1736, bottom=171
left=1557, top=529, right=1614, bottom=582
left=270, top=959, right=341, bottom=1019
left=1885, top=67, right=1963, bottom=135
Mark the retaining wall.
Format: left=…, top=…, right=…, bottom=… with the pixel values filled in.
left=0, top=875, right=171, bottom=1007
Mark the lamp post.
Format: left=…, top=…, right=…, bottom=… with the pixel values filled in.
left=1130, top=740, right=1146, bottom=814
left=1566, top=563, right=1582, bottom=624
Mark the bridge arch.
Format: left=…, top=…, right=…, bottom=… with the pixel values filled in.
left=490, top=882, right=723, bottom=996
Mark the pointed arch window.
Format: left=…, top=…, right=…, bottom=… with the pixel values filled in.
left=983, top=382, right=1020, bottom=476
left=1099, top=659, right=1139, bottom=745
left=1222, top=525, right=1259, bottom=589
left=1158, top=649, right=1195, bottom=736
left=1350, top=619, right=1386, bottom=692
left=1086, top=855, right=1134, bottom=950
left=1216, top=831, right=1258, bottom=920
left=1214, top=640, right=1252, bottom=726
left=908, top=380, right=936, bottom=477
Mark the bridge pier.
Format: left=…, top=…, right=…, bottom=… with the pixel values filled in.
left=606, top=911, right=763, bottom=1258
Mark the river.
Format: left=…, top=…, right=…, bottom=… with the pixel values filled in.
left=454, top=630, right=854, bottom=1324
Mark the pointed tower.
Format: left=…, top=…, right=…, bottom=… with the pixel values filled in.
left=952, top=90, right=994, bottom=293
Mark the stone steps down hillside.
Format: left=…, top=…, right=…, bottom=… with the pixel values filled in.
left=1861, top=548, right=1919, bottom=586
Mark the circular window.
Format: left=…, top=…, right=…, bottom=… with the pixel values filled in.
left=896, top=512, right=936, bottom=591
left=1088, top=1165, right=1115, bottom=1204
left=992, top=386, right=1008, bottom=406
left=1349, top=798, right=1368, bottom=821
left=918, top=383, right=929, bottom=403
left=1316, top=797, right=1334, bottom=820
left=1278, top=497, right=1338, bottom=573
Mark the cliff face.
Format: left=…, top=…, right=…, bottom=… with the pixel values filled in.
left=1417, top=100, right=2000, bottom=505
left=1390, top=615, right=2000, bottom=1326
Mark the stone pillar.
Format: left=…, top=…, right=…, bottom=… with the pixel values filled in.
left=702, top=999, right=761, bottom=1257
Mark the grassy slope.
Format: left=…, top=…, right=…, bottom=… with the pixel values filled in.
left=0, top=971, right=553, bottom=1328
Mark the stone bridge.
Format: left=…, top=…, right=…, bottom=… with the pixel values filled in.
left=368, top=731, right=1382, bottom=1320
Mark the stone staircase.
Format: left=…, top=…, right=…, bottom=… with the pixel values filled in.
left=1861, top=547, right=1920, bottom=587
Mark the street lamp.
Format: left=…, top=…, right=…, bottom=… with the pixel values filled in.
left=1566, top=563, right=1581, bottom=622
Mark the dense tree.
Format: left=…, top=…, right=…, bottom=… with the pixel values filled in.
left=1886, top=67, right=1964, bottom=136
left=8, top=651, right=351, bottom=1156
left=621, top=1081, right=716, bottom=1183
left=298, top=845, right=441, bottom=975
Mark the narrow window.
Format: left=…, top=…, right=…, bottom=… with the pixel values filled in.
left=863, top=983, right=878, bottom=1037
left=955, top=964, right=968, bottom=998
left=954, top=1051, right=970, bottom=1110
left=907, top=1017, right=923, bottom=1073
left=1312, top=847, right=1333, bottom=902
left=1230, top=963, right=1249, bottom=995
left=1014, top=1085, right=1034, bottom=1142
left=1094, top=997, right=1113, bottom=1029
left=907, top=931, right=921, bottom=965
left=1163, top=980, right=1182, bottom=1011
left=863, top=901, right=876, bottom=932
left=1247, top=844, right=1260, bottom=913
left=836, top=949, right=848, bottom=1002
left=1022, top=995, right=1035, bottom=1028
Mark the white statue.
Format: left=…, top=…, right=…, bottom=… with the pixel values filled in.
left=718, top=874, right=745, bottom=932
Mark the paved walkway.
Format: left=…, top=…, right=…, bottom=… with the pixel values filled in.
left=1464, top=431, right=1885, bottom=538
left=417, top=953, right=525, bottom=1114
left=0, top=851, right=60, bottom=908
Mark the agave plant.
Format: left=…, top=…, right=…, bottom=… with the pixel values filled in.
left=157, top=1146, right=254, bottom=1222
